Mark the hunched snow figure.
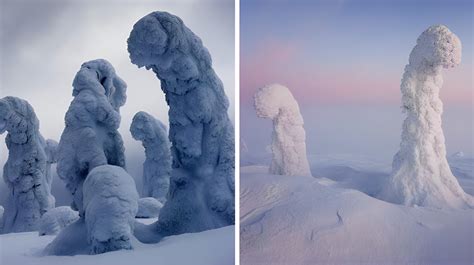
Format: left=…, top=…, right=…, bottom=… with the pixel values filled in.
left=381, top=25, right=473, bottom=209
left=0, top=96, right=55, bottom=233
left=83, top=165, right=139, bottom=254
left=38, top=206, right=79, bottom=236
left=57, top=59, right=127, bottom=215
left=128, top=11, right=235, bottom=237
left=254, top=84, right=312, bottom=177
left=130, top=111, right=171, bottom=203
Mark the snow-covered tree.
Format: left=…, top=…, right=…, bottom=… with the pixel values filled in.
left=381, top=25, right=473, bottom=209
left=38, top=206, right=79, bottom=236
left=83, top=165, right=139, bottom=254
left=128, top=11, right=235, bottom=237
left=57, top=59, right=127, bottom=215
left=136, top=197, right=163, bottom=218
left=44, top=139, right=58, bottom=206
left=130, top=111, right=171, bottom=203
left=254, top=84, right=311, bottom=177
left=0, top=96, right=55, bottom=233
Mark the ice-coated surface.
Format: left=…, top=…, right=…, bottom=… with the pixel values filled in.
left=128, top=11, right=234, bottom=237
left=136, top=197, right=163, bottom=218
left=57, top=59, right=127, bottom=214
left=380, top=25, right=473, bottom=209
left=83, top=165, right=139, bottom=254
left=130, top=111, right=171, bottom=202
left=38, top=206, right=79, bottom=236
left=254, top=84, right=311, bottom=177
left=0, top=96, right=55, bottom=233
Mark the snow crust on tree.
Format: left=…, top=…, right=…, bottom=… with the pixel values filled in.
left=0, top=96, right=55, bottom=233
left=83, top=165, right=139, bottom=254
left=136, top=197, right=163, bottom=218
left=380, top=25, right=473, bottom=209
left=130, top=111, right=171, bottom=202
left=56, top=59, right=127, bottom=214
left=0, top=205, right=4, bottom=224
left=127, top=11, right=235, bottom=237
left=254, top=84, right=311, bottom=177
left=38, top=206, right=79, bottom=236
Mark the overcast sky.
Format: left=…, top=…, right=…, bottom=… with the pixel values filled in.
left=0, top=0, right=235, bottom=205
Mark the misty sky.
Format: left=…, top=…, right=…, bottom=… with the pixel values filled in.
left=0, top=0, right=234, bottom=205
left=241, top=0, right=473, bottom=160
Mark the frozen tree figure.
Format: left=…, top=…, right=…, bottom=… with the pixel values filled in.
left=128, top=11, right=234, bottom=237
left=254, top=84, right=311, bottom=177
left=44, top=139, right=58, bottom=205
left=130, top=111, right=171, bottom=202
left=57, top=59, right=127, bottom=214
left=38, top=206, right=79, bottom=236
left=381, top=25, right=473, bottom=209
left=0, top=96, right=55, bottom=233
left=83, top=165, right=139, bottom=254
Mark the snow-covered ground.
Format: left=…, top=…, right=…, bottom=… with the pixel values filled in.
left=1, top=218, right=234, bottom=265
left=240, top=154, right=474, bottom=265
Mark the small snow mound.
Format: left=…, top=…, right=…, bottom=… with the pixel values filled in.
left=38, top=206, right=79, bottom=236
left=136, top=197, right=163, bottom=218
left=451, top=151, right=465, bottom=159
left=83, top=165, right=139, bottom=254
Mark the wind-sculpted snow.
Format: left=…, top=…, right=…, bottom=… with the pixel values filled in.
left=128, top=11, right=235, bottom=237
left=136, top=197, right=163, bottom=218
left=57, top=59, right=127, bottom=214
left=380, top=25, right=473, bottom=209
left=254, top=84, right=311, bottom=177
left=130, top=111, right=171, bottom=202
left=0, top=96, right=54, bottom=233
left=83, top=165, right=139, bottom=254
left=38, top=206, right=79, bottom=236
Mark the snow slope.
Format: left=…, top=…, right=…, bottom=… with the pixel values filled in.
left=0, top=219, right=234, bottom=265
left=241, top=160, right=474, bottom=265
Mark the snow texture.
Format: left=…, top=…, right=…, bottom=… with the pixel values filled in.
left=254, top=84, right=311, bottom=177
left=0, top=96, right=55, bottom=233
left=38, top=206, right=79, bottom=236
left=128, top=11, right=235, bottom=237
left=136, top=197, right=163, bottom=218
left=130, top=111, right=171, bottom=202
left=57, top=59, right=127, bottom=214
left=380, top=25, right=474, bottom=209
left=83, top=165, right=139, bottom=254
left=0, top=205, right=3, bottom=224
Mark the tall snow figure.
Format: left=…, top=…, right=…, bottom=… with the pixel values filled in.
left=0, top=96, right=54, bottom=233
left=128, top=11, right=235, bottom=236
left=254, top=84, right=311, bottom=177
left=382, top=25, right=473, bottom=209
left=130, top=111, right=171, bottom=202
left=44, top=139, right=58, bottom=199
left=57, top=59, right=127, bottom=214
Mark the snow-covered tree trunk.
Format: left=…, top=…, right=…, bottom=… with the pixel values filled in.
left=254, top=84, right=311, bottom=177
left=0, top=96, right=54, bottom=233
left=381, top=25, right=473, bottom=209
left=56, top=59, right=127, bottom=215
left=130, top=111, right=171, bottom=203
left=128, top=11, right=234, bottom=237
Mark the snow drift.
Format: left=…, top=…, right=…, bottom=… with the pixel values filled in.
left=57, top=59, right=127, bottom=214
left=380, top=25, right=474, bottom=209
left=254, top=84, right=311, bottom=177
left=0, top=96, right=55, bottom=233
left=83, top=165, right=139, bottom=254
left=130, top=111, right=171, bottom=202
left=38, top=206, right=79, bottom=236
left=136, top=197, right=163, bottom=218
left=128, top=11, right=235, bottom=237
